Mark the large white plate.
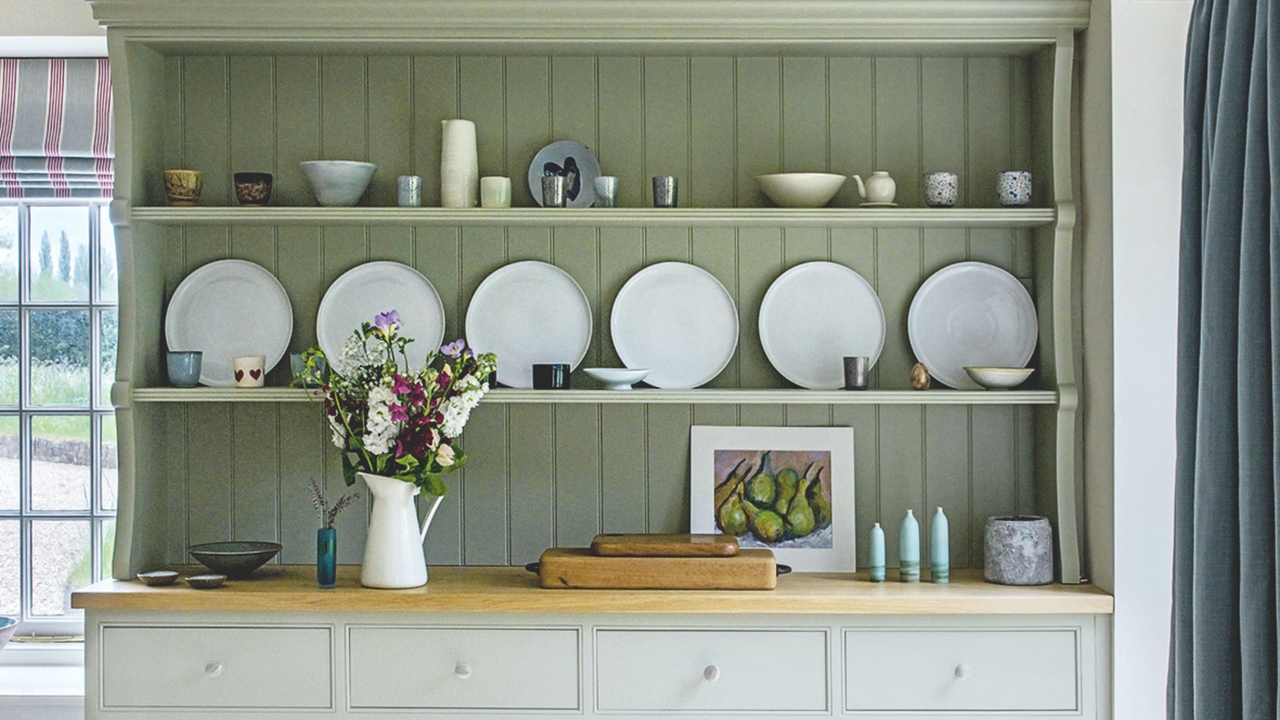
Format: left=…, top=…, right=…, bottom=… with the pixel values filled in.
left=907, top=261, right=1038, bottom=390
left=165, top=259, right=293, bottom=387
left=611, top=262, right=738, bottom=389
left=759, top=261, right=885, bottom=389
left=317, top=261, right=445, bottom=373
left=527, top=140, right=601, bottom=208
left=464, top=261, right=592, bottom=388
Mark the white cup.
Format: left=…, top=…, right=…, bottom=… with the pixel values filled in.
left=233, top=355, right=266, bottom=388
left=480, top=176, right=512, bottom=208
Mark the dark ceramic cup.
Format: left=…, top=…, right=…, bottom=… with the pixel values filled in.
left=233, top=172, right=273, bottom=206
left=532, top=363, right=570, bottom=390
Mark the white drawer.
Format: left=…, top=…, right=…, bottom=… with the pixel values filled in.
left=100, top=625, right=332, bottom=709
left=595, top=629, right=828, bottom=712
left=347, top=626, right=580, bottom=710
left=844, top=629, right=1078, bottom=712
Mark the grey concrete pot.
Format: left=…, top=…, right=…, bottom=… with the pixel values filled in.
left=983, top=515, right=1053, bottom=585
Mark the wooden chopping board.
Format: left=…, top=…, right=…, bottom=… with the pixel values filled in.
left=590, top=533, right=739, bottom=557
left=533, top=547, right=779, bottom=590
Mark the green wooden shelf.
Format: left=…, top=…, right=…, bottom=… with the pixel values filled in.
left=128, top=206, right=1056, bottom=229
left=129, top=387, right=1057, bottom=405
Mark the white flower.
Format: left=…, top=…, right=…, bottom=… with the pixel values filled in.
left=436, top=443, right=456, bottom=467
left=328, top=418, right=347, bottom=449
left=439, top=397, right=472, bottom=438
left=361, top=384, right=401, bottom=455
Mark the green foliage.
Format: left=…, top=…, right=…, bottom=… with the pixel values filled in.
left=58, top=231, right=71, bottom=283
left=38, top=230, right=51, bottom=277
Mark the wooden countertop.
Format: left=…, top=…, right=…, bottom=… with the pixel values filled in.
left=72, top=566, right=1112, bottom=615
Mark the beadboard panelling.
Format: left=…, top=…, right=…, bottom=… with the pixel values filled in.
left=160, top=54, right=1034, bottom=210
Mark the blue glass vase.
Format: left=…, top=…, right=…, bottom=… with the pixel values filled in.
left=316, top=528, right=337, bottom=589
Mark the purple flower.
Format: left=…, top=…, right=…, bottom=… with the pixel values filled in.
left=441, top=339, right=466, bottom=358
left=374, top=310, right=401, bottom=335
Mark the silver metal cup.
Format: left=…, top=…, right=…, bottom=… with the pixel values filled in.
left=843, top=356, right=869, bottom=390
left=652, top=175, right=678, bottom=208
left=397, top=175, right=423, bottom=207
left=542, top=175, right=568, bottom=207
left=594, top=176, right=619, bottom=208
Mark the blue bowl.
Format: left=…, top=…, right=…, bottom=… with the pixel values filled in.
left=0, top=616, right=17, bottom=652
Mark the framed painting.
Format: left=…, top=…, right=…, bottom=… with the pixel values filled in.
left=690, top=425, right=855, bottom=572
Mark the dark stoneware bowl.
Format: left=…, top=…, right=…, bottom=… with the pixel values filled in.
left=189, top=541, right=281, bottom=578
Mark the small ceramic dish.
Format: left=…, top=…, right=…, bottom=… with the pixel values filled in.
left=963, top=366, right=1035, bottom=389
left=583, top=367, right=650, bottom=390
left=136, top=570, right=180, bottom=586
left=755, top=173, right=846, bottom=208
left=185, top=574, right=227, bottom=590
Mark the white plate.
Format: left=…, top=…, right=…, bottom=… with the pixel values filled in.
left=527, top=140, right=601, bottom=208
left=464, top=261, right=592, bottom=388
left=165, top=259, right=293, bottom=387
left=316, top=262, right=445, bottom=373
left=908, top=261, right=1038, bottom=390
left=759, top=261, right=885, bottom=389
left=611, top=262, right=738, bottom=389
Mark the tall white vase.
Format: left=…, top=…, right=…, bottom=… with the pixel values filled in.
left=440, top=119, right=478, bottom=207
left=358, top=472, right=444, bottom=589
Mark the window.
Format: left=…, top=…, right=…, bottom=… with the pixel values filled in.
left=0, top=201, right=117, bottom=636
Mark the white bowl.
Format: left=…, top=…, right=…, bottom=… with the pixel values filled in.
left=300, top=161, right=377, bottom=207
left=755, top=173, right=847, bottom=208
left=963, top=366, right=1035, bottom=390
left=584, top=367, right=650, bottom=390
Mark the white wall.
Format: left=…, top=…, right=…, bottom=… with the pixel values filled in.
left=0, top=0, right=105, bottom=56
left=1110, top=0, right=1191, bottom=717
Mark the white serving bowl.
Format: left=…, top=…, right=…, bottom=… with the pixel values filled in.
left=584, top=367, right=650, bottom=390
left=963, top=366, right=1035, bottom=390
left=755, top=173, right=847, bottom=208
left=300, top=161, right=377, bottom=207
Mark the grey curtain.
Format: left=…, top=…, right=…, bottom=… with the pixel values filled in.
left=1170, top=0, right=1280, bottom=716
left=0, top=58, right=113, bottom=199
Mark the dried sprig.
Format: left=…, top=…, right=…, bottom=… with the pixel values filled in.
left=309, top=479, right=359, bottom=529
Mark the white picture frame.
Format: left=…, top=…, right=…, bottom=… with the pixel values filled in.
left=690, top=425, right=855, bottom=573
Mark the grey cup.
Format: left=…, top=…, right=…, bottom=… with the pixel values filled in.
left=843, top=356, right=869, bottom=390
left=594, top=176, right=619, bottom=207
left=542, top=175, right=568, bottom=207
left=397, top=175, right=423, bottom=207
left=984, top=515, right=1053, bottom=585
left=652, top=175, right=677, bottom=208
left=167, top=351, right=203, bottom=388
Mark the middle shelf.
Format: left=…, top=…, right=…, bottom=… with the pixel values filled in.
left=130, top=387, right=1058, bottom=405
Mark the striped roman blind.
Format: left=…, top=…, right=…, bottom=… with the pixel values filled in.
left=0, top=58, right=113, bottom=199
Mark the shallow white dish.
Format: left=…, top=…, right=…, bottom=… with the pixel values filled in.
left=859, top=201, right=898, bottom=207
left=964, top=366, right=1035, bottom=389
left=908, top=261, right=1038, bottom=390
left=527, top=140, right=601, bottom=208
left=611, top=262, right=738, bottom=389
left=465, top=261, right=592, bottom=388
left=759, top=261, right=885, bottom=389
left=755, top=173, right=846, bottom=208
left=165, top=259, right=293, bottom=387
left=583, top=367, right=650, bottom=390
left=300, top=160, right=376, bottom=207
left=317, top=262, right=445, bottom=373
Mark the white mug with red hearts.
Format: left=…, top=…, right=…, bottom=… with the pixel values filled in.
left=233, top=355, right=266, bottom=388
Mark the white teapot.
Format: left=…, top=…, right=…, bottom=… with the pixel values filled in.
left=853, top=171, right=896, bottom=203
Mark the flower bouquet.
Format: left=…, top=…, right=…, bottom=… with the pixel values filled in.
left=298, top=310, right=498, bottom=497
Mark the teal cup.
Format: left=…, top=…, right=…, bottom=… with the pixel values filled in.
left=167, top=351, right=203, bottom=388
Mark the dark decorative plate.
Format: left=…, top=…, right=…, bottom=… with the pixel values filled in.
left=527, top=140, right=601, bottom=208
left=189, top=541, right=282, bottom=578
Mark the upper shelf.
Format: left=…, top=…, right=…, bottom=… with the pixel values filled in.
left=128, top=207, right=1057, bottom=229
left=89, top=1, right=1090, bottom=53
left=129, top=387, right=1058, bottom=405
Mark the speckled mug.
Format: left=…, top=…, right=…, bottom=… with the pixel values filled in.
left=924, top=172, right=958, bottom=208
left=997, top=170, right=1032, bottom=207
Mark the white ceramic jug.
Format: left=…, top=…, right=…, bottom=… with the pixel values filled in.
left=852, top=171, right=897, bottom=203
left=359, top=472, right=444, bottom=589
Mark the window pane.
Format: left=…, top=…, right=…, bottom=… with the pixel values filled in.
left=0, top=520, right=17, bottom=615
left=30, top=310, right=90, bottom=406
left=31, top=519, right=89, bottom=616
left=98, top=310, right=117, bottom=408
left=0, top=416, right=18, bottom=512
left=100, top=414, right=117, bottom=512
left=98, top=205, right=117, bottom=303
left=31, top=415, right=91, bottom=512
left=0, top=207, right=16, bottom=302
left=99, top=518, right=115, bottom=582
left=29, top=206, right=90, bottom=303
left=0, top=310, right=16, bottom=406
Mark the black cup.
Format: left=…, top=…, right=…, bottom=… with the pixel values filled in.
left=532, top=363, right=570, bottom=389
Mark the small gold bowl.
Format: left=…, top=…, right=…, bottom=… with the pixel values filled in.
left=163, top=169, right=203, bottom=206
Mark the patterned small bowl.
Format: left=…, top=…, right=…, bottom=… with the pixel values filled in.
left=997, top=171, right=1032, bottom=207
left=233, top=172, right=273, bottom=206
left=163, top=169, right=203, bottom=206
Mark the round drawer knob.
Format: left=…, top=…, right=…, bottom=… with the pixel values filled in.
left=454, top=662, right=472, bottom=680
left=703, top=665, right=721, bottom=682
left=955, top=663, right=971, bottom=680
left=205, top=662, right=223, bottom=678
